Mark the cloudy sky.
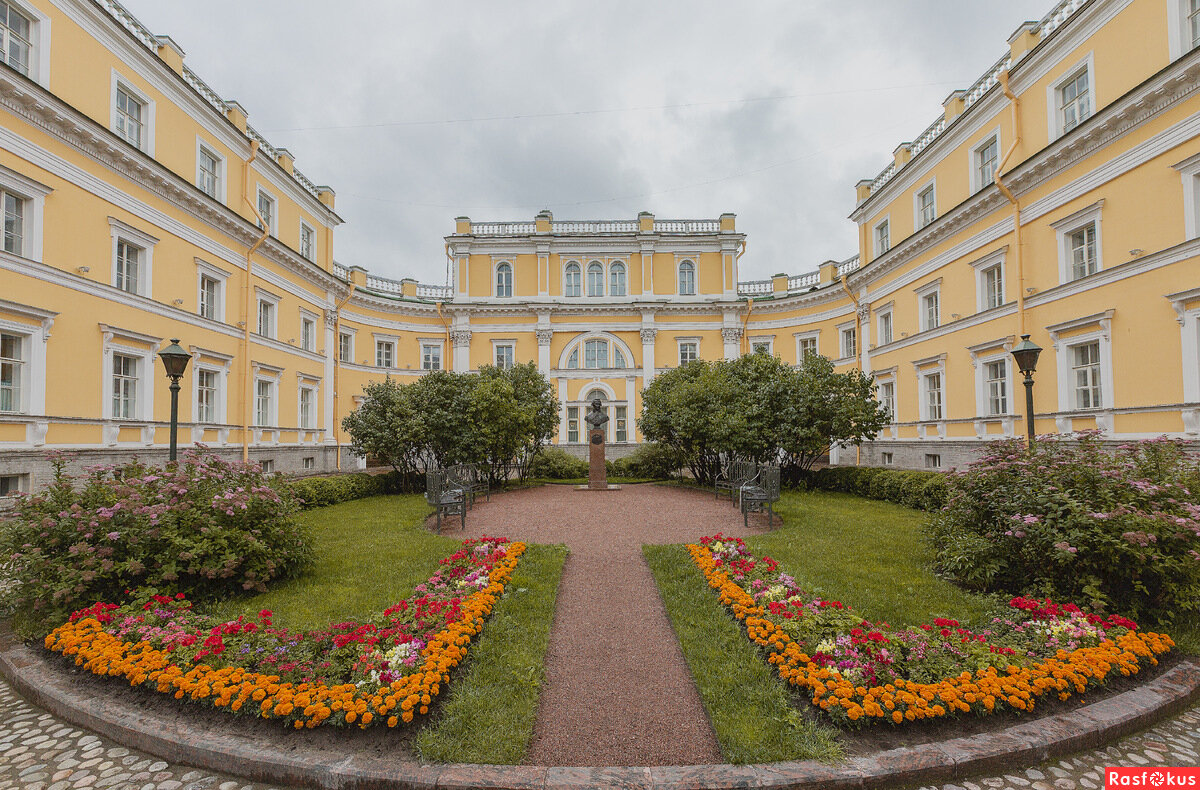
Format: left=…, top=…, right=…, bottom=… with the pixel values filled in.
left=131, top=1, right=1051, bottom=284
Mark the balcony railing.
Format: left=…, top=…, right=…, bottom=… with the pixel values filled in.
left=737, top=279, right=772, bottom=296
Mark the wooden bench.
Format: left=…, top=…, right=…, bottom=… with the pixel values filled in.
left=426, top=468, right=466, bottom=532
left=740, top=465, right=780, bottom=528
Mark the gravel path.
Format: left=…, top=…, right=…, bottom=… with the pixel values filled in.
left=451, top=483, right=770, bottom=767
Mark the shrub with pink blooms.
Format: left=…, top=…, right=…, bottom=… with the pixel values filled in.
left=0, top=451, right=310, bottom=634
left=928, top=433, right=1200, bottom=623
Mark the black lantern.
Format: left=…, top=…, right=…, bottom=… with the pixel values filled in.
left=1010, top=334, right=1042, bottom=448
left=158, top=338, right=191, bottom=461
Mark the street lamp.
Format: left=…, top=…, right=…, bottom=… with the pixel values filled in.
left=158, top=338, right=191, bottom=462
left=1010, top=334, right=1042, bottom=449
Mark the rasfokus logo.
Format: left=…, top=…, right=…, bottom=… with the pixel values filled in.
left=1106, top=768, right=1200, bottom=787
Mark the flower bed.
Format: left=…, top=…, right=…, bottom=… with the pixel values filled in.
left=43, top=537, right=524, bottom=729
left=689, top=534, right=1173, bottom=727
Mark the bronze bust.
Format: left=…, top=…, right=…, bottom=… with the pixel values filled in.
left=584, top=397, right=609, bottom=429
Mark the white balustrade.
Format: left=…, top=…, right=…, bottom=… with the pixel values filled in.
left=1040, top=0, right=1086, bottom=39
left=653, top=219, right=720, bottom=233
left=788, top=272, right=820, bottom=290
left=737, top=279, right=773, bottom=296
left=837, top=256, right=861, bottom=276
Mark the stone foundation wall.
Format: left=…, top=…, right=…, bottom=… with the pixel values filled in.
left=838, top=437, right=1200, bottom=472
left=558, top=443, right=641, bottom=461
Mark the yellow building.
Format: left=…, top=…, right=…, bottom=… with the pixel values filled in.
left=1, top=0, right=1199, bottom=496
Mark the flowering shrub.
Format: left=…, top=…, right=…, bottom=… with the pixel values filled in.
left=0, top=451, right=310, bottom=631
left=928, top=434, right=1200, bottom=622
left=689, top=533, right=1173, bottom=727
left=43, top=537, right=524, bottom=729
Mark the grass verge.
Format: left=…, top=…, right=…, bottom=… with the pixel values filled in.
left=645, top=543, right=842, bottom=764
left=416, top=543, right=568, bottom=763
left=750, top=491, right=991, bottom=628
left=204, top=494, right=454, bottom=629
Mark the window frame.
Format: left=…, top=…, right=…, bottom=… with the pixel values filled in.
left=0, top=329, right=25, bottom=414
left=0, top=0, right=49, bottom=87
left=615, top=405, right=628, bottom=443
left=100, top=325, right=158, bottom=424
left=1051, top=200, right=1104, bottom=285
left=338, top=328, right=356, bottom=364
left=969, top=128, right=1001, bottom=195
left=195, top=260, right=228, bottom=323
left=0, top=301, right=53, bottom=418
left=748, top=337, right=774, bottom=356
left=297, top=380, right=318, bottom=430
left=915, top=279, right=941, bottom=333
left=875, top=305, right=894, bottom=347
left=1174, top=151, right=1200, bottom=240
left=110, top=71, right=154, bottom=155
left=254, top=377, right=277, bottom=428
left=492, top=340, right=516, bottom=369
left=421, top=340, right=444, bottom=371
left=878, top=379, right=896, bottom=423
left=299, top=310, right=318, bottom=352
left=192, top=360, right=229, bottom=426
left=255, top=186, right=278, bottom=237
left=872, top=216, right=890, bottom=258
left=1049, top=312, right=1115, bottom=417
left=677, top=339, right=699, bottom=365
left=254, top=289, right=280, bottom=339
left=195, top=138, right=225, bottom=202
left=677, top=259, right=697, bottom=296
left=609, top=261, right=627, bottom=296
left=374, top=337, right=396, bottom=369
left=1047, top=53, right=1095, bottom=142
left=913, top=179, right=937, bottom=230
left=0, top=165, right=49, bottom=262
left=108, top=218, right=157, bottom=297
left=299, top=221, right=315, bottom=261
left=563, top=261, right=581, bottom=298
left=838, top=322, right=857, bottom=360
left=566, top=405, right=579, bottom=443
left=495, top=261, right=513, bottom=298
left=586, top=260, right=605, bottom=297
left=795, top=330, right=820, bottom=361
left=921, top=370, right=944, bottom=422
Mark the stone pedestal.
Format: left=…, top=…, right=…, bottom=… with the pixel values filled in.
left=588, top=427, right=607, bottom=489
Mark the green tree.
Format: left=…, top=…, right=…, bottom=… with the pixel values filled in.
left=340, top=377, right=425, bottom=482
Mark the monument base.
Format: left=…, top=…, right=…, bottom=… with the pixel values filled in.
left=574, top=484, right=622, bottom=492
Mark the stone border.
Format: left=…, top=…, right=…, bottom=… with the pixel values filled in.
left=2, top=628, right=1198, bottom=790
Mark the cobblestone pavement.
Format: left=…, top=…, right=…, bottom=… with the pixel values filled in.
left=1, top=671, right=1196, bottom=789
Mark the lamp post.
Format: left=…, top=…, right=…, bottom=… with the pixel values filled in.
left=158, top=338, right=191, bottom=462
left=1010, top=334, right=1043, bottom=450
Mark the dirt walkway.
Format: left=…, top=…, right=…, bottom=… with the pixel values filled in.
left=450, top=483, right=768, bottom=766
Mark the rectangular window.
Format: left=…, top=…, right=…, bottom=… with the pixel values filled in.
left=197, top=145, right=220, bottom=199
left=985, top=360, right=1008, bottom=416
left=112, top=353, right=137, bottom=419
left=584, top=339, right=606, bottom=369
left=881, top=452, right=894, bottom=465
left=3, top=191, right=24, bottom=255
left=922, top=291, right=940, bottom=331
left=300, top=223, right=315, bottom=261
left=257, top=191, right=275, bottom=235
left=339, top=332, right=353, bottom=363
left=114, top=85, right=144, bottom=149
left=255, top=379, right=273, bottom=426
left=879, top=381, right=895, bottom=422
left=0, top=3, right=32, bottom=76
left=1072, top=342, right=1102, bottom=409
left=299, top=387, right=315, bottom=429
left=199, top=275, right=219, bottom=320
left=567, top=406, right=579, bottom=443
left=877, top=312, right=893, bottom=345
left=302, top=457, right=315, bottom=470
left=874, top=220, right=890, bottom=255
left=1068, top=224, right=1098, bottom=280
left=798, top=337, right=817, bottom=359
left=976, top=137, right=999, bottom=191
left=300, top=316, right=316, bottom=351
left=260, top=459, right=274, bottom=474
left=494, top=344, right=514, bottom=369
left=983, top=264, right=1004, bottom=310
left=115, top=240, right=140, bottom=294
left=256, top=299, right=275, bottom=338
left=924, top=372, right=943, bottom=421
left=750, top=341, right=772, bottom=355
left=1191, top=0, right=1200, bottom=50
left=422, top=343, right=442, bottom=370
left=0, top=473, right=26, bottom=496
left=679, top=342, right=698, bottom=365
left=1059, top=68, right=1091, bottom=133
left=925, top=453, right=942, bottom=469
left=840, top=327, right=856, bottom=358
left=615, top=405, right=627, bottom=442
left=0, top=332, right=22, bottom=412
left=375, top=340, right=394, bottom=368
left=917, top=185, right=936, bottom=228
left=196, top=369, right=217, bottom=423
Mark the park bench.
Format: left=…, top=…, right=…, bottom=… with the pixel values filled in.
left=426, top=467, right=466, bottom=532
left=447, top=463, right=490, bottom=507
left=740, top=465, right=780, bottom=528
left=715, top=458, right=756, bottom=501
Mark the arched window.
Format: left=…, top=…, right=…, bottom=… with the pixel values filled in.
left=567, top=348, right=579, bottom=369
left=564, top=262, right=581, bottom=297
left=613, top=346, right=627, bottom=368
left=587, top=261, right=604, bottom=297
left=584, top=339, right=607, bottom=369
left=495, top=262, right=512, bottom=298
left=584, top=389, right=607, bottom=403
left=560, top=334, right=634, bottom=371
left=678, top=260, right=696, bottom=295
left=610, top=262, right=626, bottom=296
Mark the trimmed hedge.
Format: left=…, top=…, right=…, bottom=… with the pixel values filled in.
left=528, top=448, right=589, bottom=480
left=804, top=466, right=948, bottom=511
left=287, top=471, right=404, bottom=509
left=610, top=442, right=683, bottom=480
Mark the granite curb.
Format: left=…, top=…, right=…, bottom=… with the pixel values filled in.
left=1, top=628, right=1197, bottom=790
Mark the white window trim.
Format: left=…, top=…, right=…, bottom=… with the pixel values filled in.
left=108, top=217, right=158, bottom=297
left=0, top=164, right=50, bottom=262
left=748, top=336, right=775, bottom=355
left=914, top=278, right=942, bottom=333
left=296, top=375, right=320, bottom=431
left=873, top=366, right=898, bottom=429
left=493, top=259, right=514, bottom=298
left=562, top=260, right=582, bottom=298
left=109, top=70, right=155, bottom=156
left=252, top=366, right=280, bottom=430
left=676, top=337, right=701, bottom=365
left=254, top=288, right=281, bottom=339
left=100, top=324, right=160, bottom=424
left=491, top=338, right=516, bottom=368
left=1048, top=310, right=1115, bottom=415
left=0, top=300, right=54, bottom=417
left=195, top=259, right=229, bottom=323
left=338, top=326, right=357, bottom=364
left=556, top=332, right=637, bottom=371
left=1168, top=289, right=1200, bottom=411
left=1046, top=52, right=1095, bottom=143
left=913, top=177, right=937, bottom=230
left=968, top=248, right=1008, bottom=313
left=912, top=354, right=948, bottom=425
left=2, top=0, right=50, bottom=88
left=420, top=338, right=446, bottom=370
left=794, top=329, right=820, bottom=360
left=873, top=303, right=894, bottom=348
left=608, top=259, right=629, bottom=296
left=872, top=215, right=891, bottom=259
left=191, top=357, right=230, bottom=426
left=585, top=259, right=607, bottom=297
left=194, top=137, right=226, bottom=204
left=255, top=185, right=278, bottom=236
left=298, top=309, right=319, bottom=352
left=968, top=126, right=1002, bottom=195
left=1051, top=199, right=1105, bottom=284
left=1173, top=151, right=1200, bottom=240
left=373, top=333, right=398, bottom=369
left=298, top=220, right=316, bottom=261
left=836, top=320, right=857, bottom=361
left=1168, top=0, right=1200, bottom=60
left=677, top=258, right=698, bottom=296
left=968, top=343, right=1016, bottom=420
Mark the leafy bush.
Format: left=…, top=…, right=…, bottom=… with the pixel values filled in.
left=610, top=442, right=683, bottom=480
left=528, top=448, right=588, bottom=479
left=288, top=472, right=392, bottom=509
left=804, top=466, right=947, bottom=511
left=0, top=451, right=311, bottom=632
left=928, top=434, right=1200, bottom=623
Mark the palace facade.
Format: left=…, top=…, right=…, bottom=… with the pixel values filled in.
left=1, top=0, right=1199, bottom=496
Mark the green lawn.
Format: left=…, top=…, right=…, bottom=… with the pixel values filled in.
left=205, top=494, right=455, bottom=628
left=748, top=490, right=991, bottom=627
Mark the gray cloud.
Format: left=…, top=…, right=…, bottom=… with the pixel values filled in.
left=131, top=0, right=1051, bottom=283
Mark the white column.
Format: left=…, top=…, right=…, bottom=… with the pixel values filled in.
left=640, top=328, right=656, bottom=387
left=722, top=327, right=742, bottom=360
left=451, top=330, right=471, bottom=372
left=537, top=328, right=553, bottom=374
left=858, top=302, right=872, bottom=376
left=626, top=375, right=637, bottom=442
left=537, top=248, right=550, bottom=297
